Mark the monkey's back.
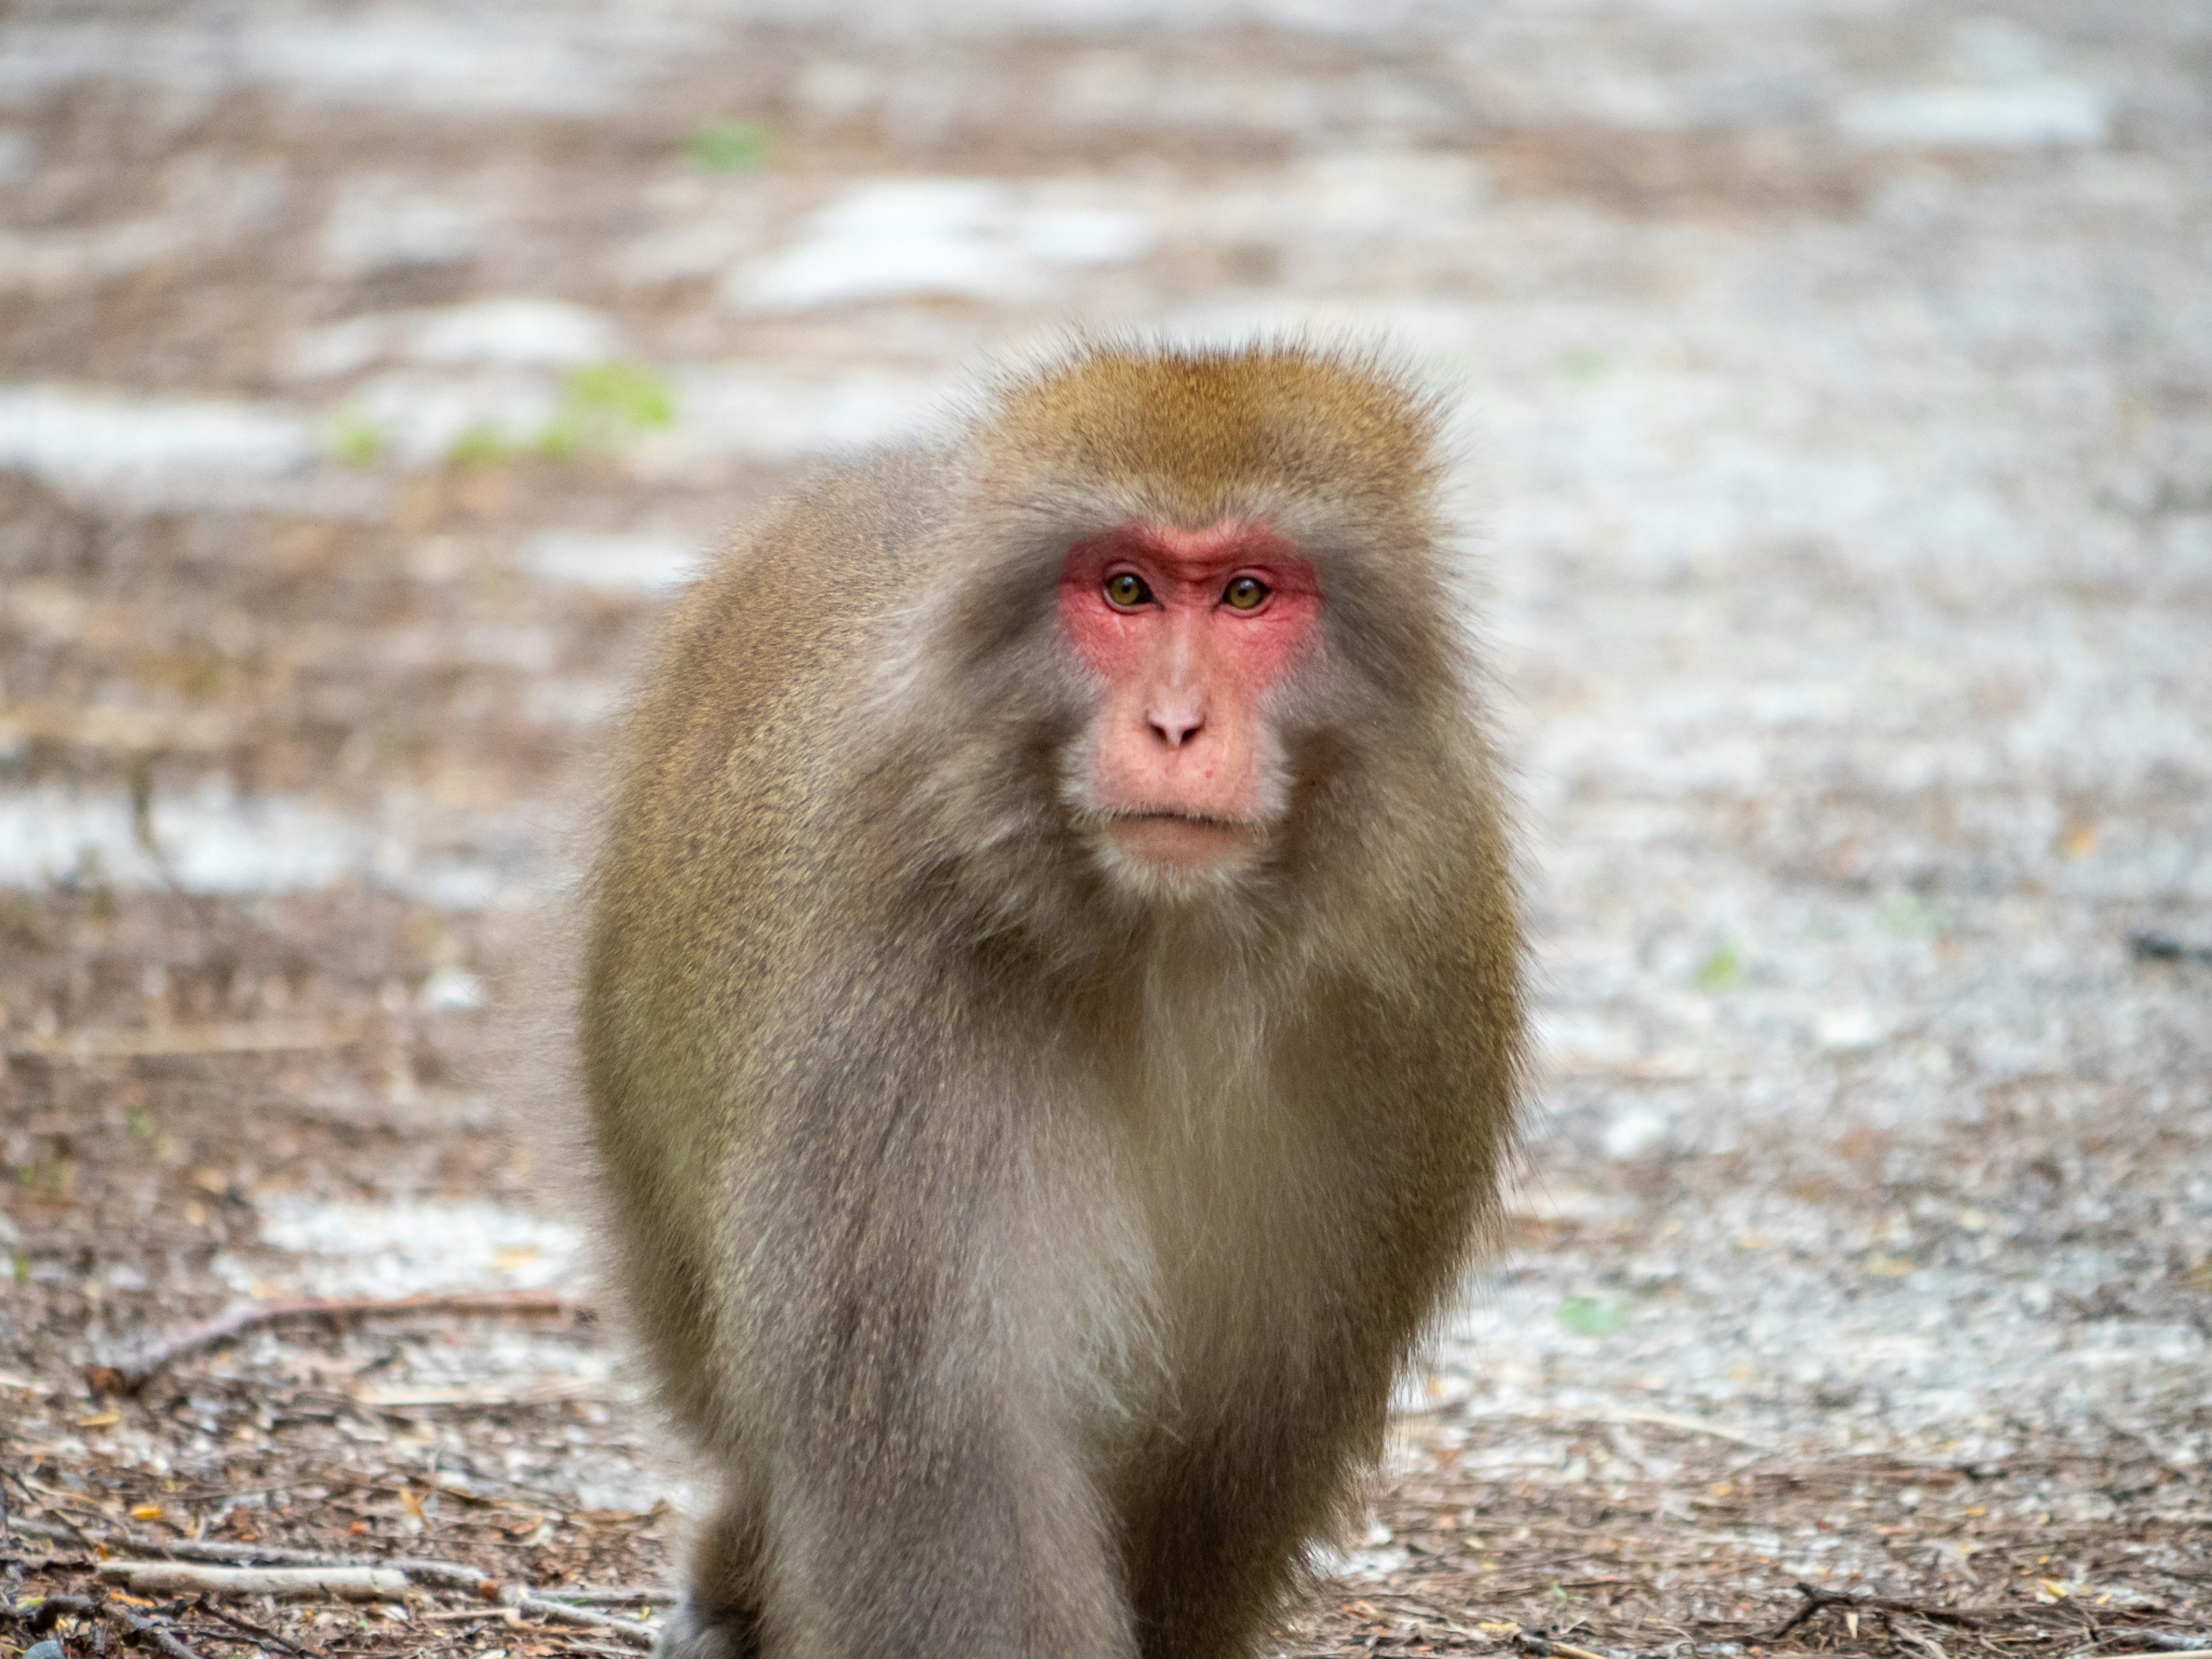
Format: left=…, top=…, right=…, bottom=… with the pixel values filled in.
left=581, top=456, right=950, bottom=1439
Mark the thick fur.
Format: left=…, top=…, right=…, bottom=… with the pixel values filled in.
left=582, top=341, right=1527, bottom=1659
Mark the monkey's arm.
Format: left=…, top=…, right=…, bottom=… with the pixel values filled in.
left=688, top=1022, right=1136, bottom=1659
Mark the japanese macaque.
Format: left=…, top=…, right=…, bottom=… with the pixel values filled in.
left=582, top=341, right=1527, bottom=1659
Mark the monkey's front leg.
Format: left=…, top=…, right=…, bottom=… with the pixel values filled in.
left=678, top=1229, right=1138, bottom=1659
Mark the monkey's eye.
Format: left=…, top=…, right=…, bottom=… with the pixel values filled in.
left=1222, top=576, right=1271, bottom=612
left=1103, top=572, right=1154, bottom=610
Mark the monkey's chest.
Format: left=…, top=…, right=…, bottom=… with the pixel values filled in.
left=1048, top=1080, right=1337, bottom=1445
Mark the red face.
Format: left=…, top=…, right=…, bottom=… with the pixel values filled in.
left=1057, top=521, right=1323, bottom=876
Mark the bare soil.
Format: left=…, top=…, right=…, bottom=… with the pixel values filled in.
left=2, top=2, right=2208, bottom=1656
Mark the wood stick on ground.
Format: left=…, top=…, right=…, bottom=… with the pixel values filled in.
left=535, top=1585, right=673, bottom=1607
left=1770, top=1581, right=1983, bottom=1642
left=10, top=1517, right=656, bottom=1647
left=190, top=1596, right=319, bottom=1658
left=7, top=1589, right=207, bottom=1659
left=99, top=1561, right=409, bottom=1600
left=4, top=1017, right=369, bottom=1063
left=9, top=1516, right=497, bottom=1592
left=508, top=1592, right=656, bottom=1643
left=84, top=1288, right=592, bottom=1395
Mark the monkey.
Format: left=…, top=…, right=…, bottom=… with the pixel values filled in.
left=581, top=339, right=1527, bottom=1659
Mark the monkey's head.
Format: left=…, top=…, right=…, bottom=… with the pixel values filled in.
left=880, top=340, right=1490, bottom=959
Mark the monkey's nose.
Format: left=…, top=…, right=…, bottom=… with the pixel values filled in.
left=1146, top=703, right=1205, bottom=748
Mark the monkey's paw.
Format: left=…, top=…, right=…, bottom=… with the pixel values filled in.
left=651, top=1596, right=760, bottom=1659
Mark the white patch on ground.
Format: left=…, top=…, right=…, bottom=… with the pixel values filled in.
left=636, top=367, right=946, bottom=472
left=0, top=13, right=706, bottom=114
left=226, top=1198, right=585, bottom=1298
left=332, top=370, right=564, bottom=466
left=1839, top=19, right=2110, bottom=147
left=291, top=300, right=624, bottom=378
left=416, top=967, right=488, bottom=1013
left=1421, top=1237, right=2211, bottom=1468
left=1599, top=1104, right=1675, bottom=1161
left=1306, top=1523, right=1407, bottom=1581
left=0, top=385, right=313, bottom=500
left=514, top=530, right=700, bottom=594
left=728, top=178, right=1151, bottom=310
left=1839, top=81, right=2112, bottom=147
left=0, top=779, right=369, bottom=896
left=0, top=780, right=543, bottom=910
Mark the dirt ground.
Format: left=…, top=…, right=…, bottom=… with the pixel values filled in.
left=2, top=2, right=2209, bottom=1656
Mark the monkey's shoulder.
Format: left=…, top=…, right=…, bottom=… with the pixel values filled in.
left=696, top=449, right=955, bottom=617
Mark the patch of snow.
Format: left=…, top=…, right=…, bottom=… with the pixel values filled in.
left=0, top=780, right=542, bottom=910
left=0, top=385, right=312, bottom=499
left=0, top=781, right=368, bottom=896
left=640, top=367, right=944, bottom=471
left=416, top=968, right=488, bottom=1013
left=728, top=179, right=1150, bottom=311
left=332, top=369, right=563, bottom=465
left=292, top=300, right=622, bottom=378
left=237, top=1198, right=584, bottom=1298
left=1814, top=1006, right=1885, bottom=1052
left=1839, top=81, right=2112, bottom=148
left=514, top=530, right=700, bottom=594
left=0, top=14, right=702, bottom=115
left=1601, top=1104, right=1675, bottom=1160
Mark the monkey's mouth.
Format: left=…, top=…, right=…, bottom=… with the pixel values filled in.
left=1100, top=810, right=1266, bottom=871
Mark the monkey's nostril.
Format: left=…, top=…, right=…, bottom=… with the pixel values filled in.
left=1148, top=712, right=1203, bottom=747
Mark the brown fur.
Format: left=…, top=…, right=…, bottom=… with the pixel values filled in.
left=582, top=340, right=1527, bottom=1659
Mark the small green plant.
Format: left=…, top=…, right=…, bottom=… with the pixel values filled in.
left=446, top=423, right=524, bottom=468
left=688, top=120, right=775, bottom=174
left=567, top=361, right=676, bottom=430
left=14, top=1156, right=75, bottom=1202
left=1876, top=891, right=1946, bottom=939
left=1556, top=1296, right=1622, bottom=1338
left=1696, top=938, right=1742, bottom=991
left=326, top=412, right=387, bottom=468
left=445, top=363, right=676, bottom=469
left=126, top=1104, right=160, bottom=1142
left=535, top=361, right=677, bottom=457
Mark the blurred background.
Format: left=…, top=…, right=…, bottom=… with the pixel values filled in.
left=1, top=1, right=2207, bottom=1653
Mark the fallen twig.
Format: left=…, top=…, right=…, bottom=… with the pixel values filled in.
left=6, top=1589, right=207, bottom=1659
left=1442, top=1406, right=1773, bottom=1450
left=3, top=1017, right=368, bottom=1062
left=2130, top=931, right=2212, bottom=967
left=1768, top=1581, right=1982, bottom=1642
left=536, top=1585, right=673, bottom=1607
left=190, top=1596, right=320, bottom=1658
left=8, top=1516, right=656, bottom=1647
left=509, top=1594, right=656, bottom=1641
left=85, top=1288, right=592, bottom=1395
left=100, top=1561, right=408, bottom=1600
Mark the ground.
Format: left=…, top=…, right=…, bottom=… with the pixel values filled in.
left=2, top=1, right=2209, bottom=1656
